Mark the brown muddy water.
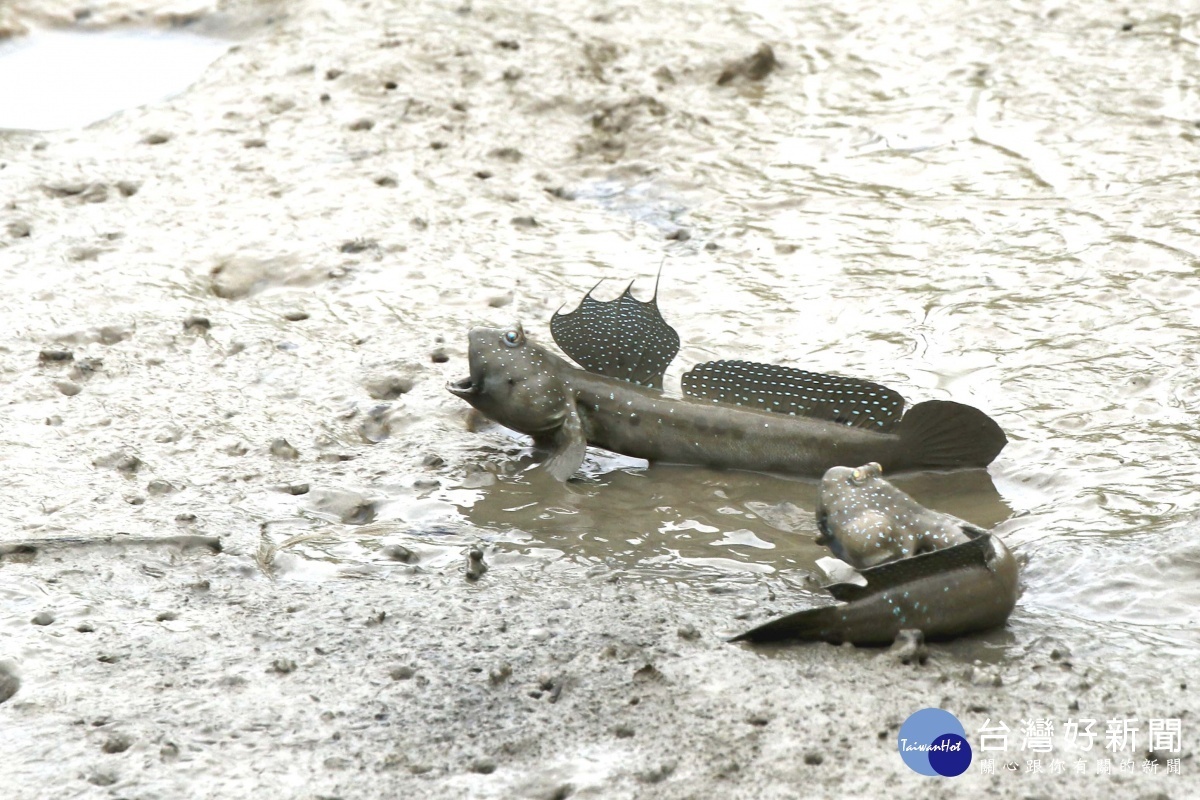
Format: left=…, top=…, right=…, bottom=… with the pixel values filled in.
left=2, top=0, right=1200, bottom=797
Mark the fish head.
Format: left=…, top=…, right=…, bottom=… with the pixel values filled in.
left=815, top=462, right=891, bottom=564
left=818, top=462, right=885, bottom=519
left=447, top=325, right=573, bottom=437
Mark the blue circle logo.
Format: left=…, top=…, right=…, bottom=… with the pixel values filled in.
left=897, top=708, right=973, bottom=777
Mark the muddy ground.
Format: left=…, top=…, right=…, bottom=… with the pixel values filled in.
left=2, top=0, right=1198, bottom=797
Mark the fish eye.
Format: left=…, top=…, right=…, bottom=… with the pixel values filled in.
left=867, top=462, right=882, bottom=476
left=502, top=328, right=524, bottom=348
left=850, top=468, right=865, bottom=484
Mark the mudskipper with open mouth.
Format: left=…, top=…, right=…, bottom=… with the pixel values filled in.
left=447, top=277, right=1007, bottom=481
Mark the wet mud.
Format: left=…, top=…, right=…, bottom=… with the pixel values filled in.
left=3, top=0, right=1200, bottom=796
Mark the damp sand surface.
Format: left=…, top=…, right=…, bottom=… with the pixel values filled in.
left=2, top=0, right=1200, bottom=796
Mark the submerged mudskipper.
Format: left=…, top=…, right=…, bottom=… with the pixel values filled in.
left=734, top=462, right=1019, bottom=645
left=816, top=461, right=976, bottom=568
left=447, top=279, right=1007, bottom=480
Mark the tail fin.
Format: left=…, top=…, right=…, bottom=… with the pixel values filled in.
left=729, top=604, right=846, bottom=644
left=894, top=400, right=1007, bottom=469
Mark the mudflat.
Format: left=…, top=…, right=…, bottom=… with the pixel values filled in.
left=2, top=0, right=1198, bottom=797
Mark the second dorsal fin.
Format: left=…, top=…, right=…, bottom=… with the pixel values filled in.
left=825, top=531, right=992, bottom=602
left=550, top=278, right=680, bottom=389
left=681, top=360, right=905, bottom=430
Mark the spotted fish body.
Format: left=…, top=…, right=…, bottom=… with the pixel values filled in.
left=815, top=462, right=974, bottom=568
left=447, top=280, right=1007, bottom=480
left=732, top=465, right=1019, bottom=645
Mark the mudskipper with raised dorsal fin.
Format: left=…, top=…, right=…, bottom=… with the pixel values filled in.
left=447, top=277, right=1007, bottom=481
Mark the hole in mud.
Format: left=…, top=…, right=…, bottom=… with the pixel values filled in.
left=0, top=28, right=230, bottom=130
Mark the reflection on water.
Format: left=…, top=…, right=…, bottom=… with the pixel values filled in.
left=0, top=29, right=229, bottom=130
left=456, top=456, right=1011, bottom=577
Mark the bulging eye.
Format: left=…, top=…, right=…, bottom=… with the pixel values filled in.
left=867, top=462, right=882, bottom=477
left=502, top=327, right=524, bottom=347
left=850, top=468, right=865, bottom=485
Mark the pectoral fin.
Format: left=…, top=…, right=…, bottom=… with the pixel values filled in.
left=542, top=403, right=587, bottom=481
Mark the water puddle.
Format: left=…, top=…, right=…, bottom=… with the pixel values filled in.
left=0, top=28, right=229, bottom=130
left=455, top=461, right=1013, bottom=577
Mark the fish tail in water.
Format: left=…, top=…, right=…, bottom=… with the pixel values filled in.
left=893, top=400, right=1007, bottom=468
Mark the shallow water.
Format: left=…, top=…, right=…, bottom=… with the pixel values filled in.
left=0, top=28, right=229, bottom=130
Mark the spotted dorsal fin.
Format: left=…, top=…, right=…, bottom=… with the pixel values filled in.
left=550, top=278, right=680, bottom=389
left=681, top=360, right=905, bottom=430
left=824, top=530, right=991, bottom=602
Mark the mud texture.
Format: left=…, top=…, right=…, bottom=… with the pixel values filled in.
left=3, top=0, right=1200, bottom=797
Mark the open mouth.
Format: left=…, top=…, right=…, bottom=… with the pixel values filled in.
left=447, top=376, right=476, bottom=397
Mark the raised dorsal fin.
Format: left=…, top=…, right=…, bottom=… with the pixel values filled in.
left=550, top=277, right=679, bottom=389
left=824, top=531, right=992, bottom=602
left=681, top=360, right=905, bottom=430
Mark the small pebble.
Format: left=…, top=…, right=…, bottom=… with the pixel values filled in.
left=382, top=544, right=414, bottom=563
left=889, top=629, right=928, bottom=666
left=717, top=43, right=778, bottom=85
left=270, top=658, right=297, bottom=674
left=102, top=734, right=133, bottom=754
left=183, top=316, right=211, bottom=332
left=364, top=374, right=415, bottom=400
left=489, top=663, right=512, bottom=685
left=466, top=548, right=488, bottom=581
left=93, top=451, right=142, bottom=474
left=142, top=132, right=171, bottom=145
left=390, top=665, right=416, bottom=680
left=55, top=380, right=82, bottom=396
left=0, top=662, right=20, bottom=704
left=340, top=238, right=376, bottom=254
left=31, top=611, right=55, bottom=626
left=348, top=118, right=375, bottom=131
left=270, top=438, right=300, bottom=460
left=470, top=758, right=496, bottom=775
left=39, top=349, right=74, bottom=363
left=968, top=666, right=1003, bottom=687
